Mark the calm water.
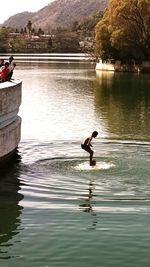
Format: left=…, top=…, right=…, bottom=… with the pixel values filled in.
left=0, top=54, right=150, bottom=267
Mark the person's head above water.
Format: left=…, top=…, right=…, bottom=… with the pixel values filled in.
left=92, top=131, right=98, bottom=138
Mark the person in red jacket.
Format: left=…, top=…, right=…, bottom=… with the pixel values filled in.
left=1, top=62, right=9, bottom=82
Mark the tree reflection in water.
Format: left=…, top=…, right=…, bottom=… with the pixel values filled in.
left=94, top=71, right=150, bottom=139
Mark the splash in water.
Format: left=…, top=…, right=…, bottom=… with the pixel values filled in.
left=74, top=161, right=115, bottom=171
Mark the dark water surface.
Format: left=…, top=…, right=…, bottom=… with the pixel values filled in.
left=0, top=54, right=150, bottom=267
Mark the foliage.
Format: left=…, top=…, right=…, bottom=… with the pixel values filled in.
left=53, top=31, right=80, bottom=53
left=0, top=9, right=103, bottom=54
left=9, top=37, right=26, bottom=53
left=27, top=20, right=32, bottom=35
left=95, top=0, right=150, bottom=61
left=72, top=11, right=103, bottom=39
left=0, top=27, right=10, bottom=52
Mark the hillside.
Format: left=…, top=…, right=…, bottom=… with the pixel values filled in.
left=3, top=0, right=108, bottom=30
left=3, top=12, right=34, bottom=29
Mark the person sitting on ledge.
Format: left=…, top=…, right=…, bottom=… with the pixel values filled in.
left=7, top=56, right=16, bottom=80
left=1, top=62, right=10, bottom=82
left=0, top=58, right=4, bottom=68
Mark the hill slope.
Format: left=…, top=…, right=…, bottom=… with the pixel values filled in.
left=3, top=12, right=34, bottom=29
left=3, top=0, right=107, bottom=30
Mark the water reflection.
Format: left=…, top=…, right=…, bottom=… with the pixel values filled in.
left=95, top=71, right=150, bottom=140
left=18, top=63, right=97, bottom=141
left=0, top=155, right=24, bottom=259
left=79, top=181, right=97, bottom=229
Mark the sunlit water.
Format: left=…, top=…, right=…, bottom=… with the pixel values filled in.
left=0, top=54, right=150, bottom=267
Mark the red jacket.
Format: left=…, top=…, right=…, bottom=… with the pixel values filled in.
left=1, top=66, right=9, bottom=81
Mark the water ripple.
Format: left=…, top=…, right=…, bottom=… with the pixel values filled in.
left=18, top=140, right=150, bottom=216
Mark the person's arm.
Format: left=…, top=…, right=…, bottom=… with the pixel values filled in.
left=87, top=136, right=93, bottom=147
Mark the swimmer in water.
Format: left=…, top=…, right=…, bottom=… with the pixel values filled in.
left=81, top=131, right=98, bottom=166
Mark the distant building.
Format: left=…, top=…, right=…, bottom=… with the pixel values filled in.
left=7, top=32, right=54, bottom=53
left=79, top=37, right=95, bottom=51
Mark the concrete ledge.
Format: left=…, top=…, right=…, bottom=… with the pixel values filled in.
left=0, top=108, right=19, bottom=129
left=0, top=80, right=22, bottom=165
left=96, top=60, right=150, bottom=73
left=0, top=80, right=22, bottom=116
left=0, top=116, right=21, bottom=160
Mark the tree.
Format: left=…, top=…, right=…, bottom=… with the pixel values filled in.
left=0, top=27, right=10, bottom=52
left=47, top=37, right=53, bottom=52
left=9, top=37, right=25, bottom=52
left=72, top=21, right=79, bottom=32
left=31, top=28, right=36, bottom=35
left=95, top=0, right=150, bottom=61
left=53, top=32, right=80, bottom=53
left=37, top=28, right=44, bottom=36
left=27, top=20, right=32, bottom=36
left=24, top=27, right=27, bottom=34
left=20, top=28, right=24, bottom=34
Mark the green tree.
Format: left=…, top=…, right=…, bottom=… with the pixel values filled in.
left=95, top=0, right=150, bottom=61
left=9, top=37, right=25, bottom=53
left=0, top=27, right=10, bottom=52
left=24, top=27, right=27, bottom=34
left=31, top=28, right=36, bottom=35
left=37, top=28, right=44, bottom=36
left=72, top=21, right=79, bottom=32
left=53, top=32, right=80, bottom=53
left=27, top=20, right=32, bottom=36
left=20, top=28, right=24, bottom=34
left=47, top=37, right=53, bottom=52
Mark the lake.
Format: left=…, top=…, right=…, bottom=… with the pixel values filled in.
left=0, top=54, right=150, bottom=267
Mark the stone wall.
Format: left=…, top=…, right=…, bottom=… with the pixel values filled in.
left=96, top=60, right=150, bottom=73
left=0, top=80, right=22, bottom=164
